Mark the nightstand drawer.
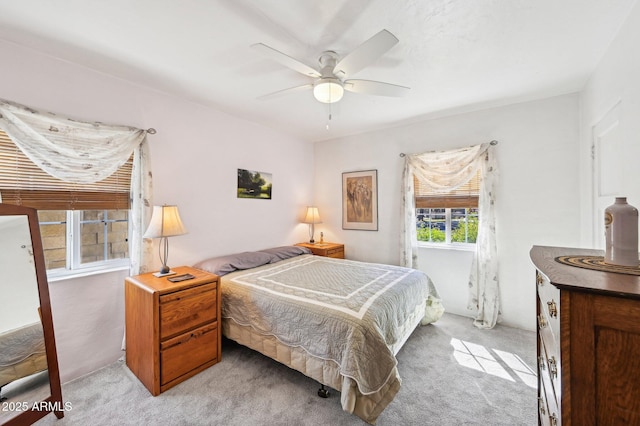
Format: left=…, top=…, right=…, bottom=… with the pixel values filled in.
left=325, top=247, right=344, bottom=258
left=296, top=242, right=345, bottom=259
left=160, top=322, right=218, bottom=385
left=160, top=283, right=217, bottom=339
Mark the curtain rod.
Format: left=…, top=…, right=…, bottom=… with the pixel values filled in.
left=399, top=140, right=498, bottom=157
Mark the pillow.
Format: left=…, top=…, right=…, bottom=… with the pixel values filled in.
left=193, top=251, right=276, bottom=276
left=258, top=245, right=311, bottom=262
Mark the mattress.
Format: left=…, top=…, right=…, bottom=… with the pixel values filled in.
left=0, top=322, right=47, bottom=386
left=218, top=254, right=444, bottom=423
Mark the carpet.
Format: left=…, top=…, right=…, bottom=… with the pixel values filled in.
left=35, top=313, right=537, bottom=425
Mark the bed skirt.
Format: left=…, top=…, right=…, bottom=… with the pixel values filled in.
left=221, top=300, right=428, bottom=424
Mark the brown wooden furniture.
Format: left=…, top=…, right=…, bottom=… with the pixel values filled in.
left=530, top=245, right=640, bottom=426
left=296, top=242, right=344, bottom=258
left=125, top=266, right=221, bottom=396
left=0, top=204, right=64, bottom=426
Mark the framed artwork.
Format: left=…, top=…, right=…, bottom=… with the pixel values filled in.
left=237, top=168, right=272, bottom=199
left=342, top=169, right=378, bottom=231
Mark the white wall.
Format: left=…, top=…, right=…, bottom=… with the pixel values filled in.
left=580, top=1, right=640, bottom=247
left=314, top=94, right=582, bottom=330
left=48, top=270, right=129, bottom=382
left=0, top=40, right=313, bottom=382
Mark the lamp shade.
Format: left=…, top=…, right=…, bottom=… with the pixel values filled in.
left=313, top=79, right=344, bottom=104
left=143, top=205, right=187, bottom=238
left=303, top=206, right=322, bottom=224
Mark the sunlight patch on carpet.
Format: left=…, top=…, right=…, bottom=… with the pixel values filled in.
left=450, top=338, right=536, bottom=388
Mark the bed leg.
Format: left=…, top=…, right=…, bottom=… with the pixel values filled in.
left=317, top=384, right=330, bottom=398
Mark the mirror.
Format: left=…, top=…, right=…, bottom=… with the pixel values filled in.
left=0, top=204, right=63, bottom=425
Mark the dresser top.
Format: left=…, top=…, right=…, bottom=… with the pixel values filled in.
left=530, top=245, right=640, bottom=299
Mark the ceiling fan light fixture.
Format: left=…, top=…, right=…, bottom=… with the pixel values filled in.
left=313, top=79, right=344, bottom=103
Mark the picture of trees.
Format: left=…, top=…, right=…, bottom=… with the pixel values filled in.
left=237, top=168, right=272, bottom=199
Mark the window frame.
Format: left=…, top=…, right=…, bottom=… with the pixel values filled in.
left=416, top=207, right=478, bottom=251
left=41, top=209, right=130, bottom=281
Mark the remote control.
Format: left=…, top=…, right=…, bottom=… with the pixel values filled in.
left=167, top=273, right=195, bottom=282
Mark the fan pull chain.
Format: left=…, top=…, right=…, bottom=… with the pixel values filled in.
left=326, top=103, right=332, bottom=130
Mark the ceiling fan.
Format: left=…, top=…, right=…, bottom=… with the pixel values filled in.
left=252, top=29, right=410, bottom=104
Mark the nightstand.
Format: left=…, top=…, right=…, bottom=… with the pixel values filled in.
left=296, top=242, right=345, bottom=259
left=125, top=266, right=221, bottom=396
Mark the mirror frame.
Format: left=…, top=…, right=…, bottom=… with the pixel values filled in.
left=1, top=204, right=64, bottom=425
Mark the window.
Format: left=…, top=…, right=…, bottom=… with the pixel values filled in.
left=37, top=210, right=129, bottom=274
left=417, top=207, right=478, bottom=244
left=0, top=129, right=132, bottom=275
left=414, top=171, right=479, bottom=246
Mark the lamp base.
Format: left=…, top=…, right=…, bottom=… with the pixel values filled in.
left=153, top=270, right=176, bottom=277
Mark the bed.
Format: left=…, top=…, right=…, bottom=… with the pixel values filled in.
left=194, top=246, right=444, bottom=424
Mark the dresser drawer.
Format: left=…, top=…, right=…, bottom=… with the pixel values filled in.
left=539, top=368, right=560, bottom=426
left=160, top=322, right=218, bottom=385
left=538, top=334, right=561, bottom=414
left=537, top=272, right=560, bottom=342
left=537, top=296, right=558, bottom=370
left=160, top=283, right=217, bottom=339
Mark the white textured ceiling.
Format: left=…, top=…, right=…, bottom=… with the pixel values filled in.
left=0, top=0, right=636, bottom=142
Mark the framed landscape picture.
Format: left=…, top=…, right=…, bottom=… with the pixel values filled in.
left=342, top=169, right=378, bottom=231
left=237, top=168, right=272, bottom=199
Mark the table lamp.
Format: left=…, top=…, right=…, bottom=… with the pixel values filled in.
left=144, top=205, right=187, bottom=276
left=303, top=206, right=322, bottom=244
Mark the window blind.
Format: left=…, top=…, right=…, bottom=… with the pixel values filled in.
left=414, top=170, right=480, bottom=208
left=0, top=129, right=132, bottom=210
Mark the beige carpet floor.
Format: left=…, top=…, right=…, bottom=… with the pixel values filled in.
left=35, top=312, right=537, bottom=425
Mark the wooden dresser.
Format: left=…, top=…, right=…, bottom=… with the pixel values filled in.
left=125, top=266, right=221, bottom=395
left=295, top=242, right=344, bottom=258
left=530, top=246, right=640, bottom=425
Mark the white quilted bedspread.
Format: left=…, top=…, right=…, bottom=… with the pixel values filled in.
left=221, top=254, right=442, bottom=396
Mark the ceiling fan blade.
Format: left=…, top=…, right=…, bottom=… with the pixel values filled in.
left=256, top=84, right=314, bottom=101
left=344, top=79, right=410, bottom=97
left=251, top=43, right=321, bottom=78
left=334, top=30, right=399, bottom=77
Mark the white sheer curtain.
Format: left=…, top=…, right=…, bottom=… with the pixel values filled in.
left=401, top=143, right=499, bottom=328
left=0, top=99, right=153, bottom=274
left=128, top=140, right=154, bottom=275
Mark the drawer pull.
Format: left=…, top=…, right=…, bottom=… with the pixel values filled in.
left=548, top=356, right=557, bottom=378
left=538, top=356, right=546, bottom=371
left=538, top=314, right=547, bottom=329
left=177, top=333, right=196, bottom=346
left=538, top=397, right=546, bottom=416
left=537, top=273, right=544, bottom=285
left=547, top=300, right=558, bottom=318
left=550, top=413, right=558, bottom=426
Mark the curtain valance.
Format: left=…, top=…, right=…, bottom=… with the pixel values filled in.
left=407, top=144, right=484, bottom=193
left=0, top=99, right=146, bottom=184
